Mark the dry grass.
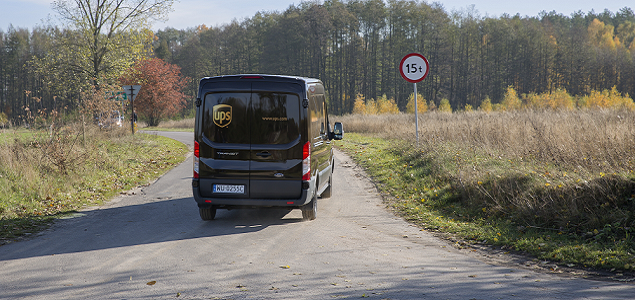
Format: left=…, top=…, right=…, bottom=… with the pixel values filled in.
left=335, top=110, right=635, bottom=173
left=335, top=110, right=635, bottom=234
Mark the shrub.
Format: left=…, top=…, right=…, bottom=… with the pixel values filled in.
left=353, top=94, right=367, bottom=115
left=500, top=86, right=522, bottom=110
left=406, top=93, right=428, bottom=114
left=0, top=112, right=7, bottom=128
left=438, top=98, right=452, bottom=113
left=376, top=94, right=399, bottom=114
left=479, top=96, right=492, bottom=112
left=578, top=86, right=635, bottom=110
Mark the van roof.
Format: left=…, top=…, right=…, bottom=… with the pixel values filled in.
left=199, top=74, right=322, bottom=85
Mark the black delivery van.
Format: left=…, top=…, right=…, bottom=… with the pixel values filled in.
left=192, top=75, right=343, bottom=221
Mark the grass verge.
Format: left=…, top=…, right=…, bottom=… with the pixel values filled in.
left=0, top=130, right=188, bottom=244
left=337, top=133, right=635, bottom=274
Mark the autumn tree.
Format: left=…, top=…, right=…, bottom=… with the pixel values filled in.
left=119, top=58, right=188, bottom=126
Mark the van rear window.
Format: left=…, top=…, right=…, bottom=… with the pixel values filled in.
left=251, top=92, right=300, bottom=145
left=203, top=92, right=250, bottom=144
left=203, top=91, right=300, bottom=145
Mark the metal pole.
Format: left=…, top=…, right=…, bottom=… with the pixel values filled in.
left=129, top=86, right=135, bottom=135
left=414, top=83, right=419, bottom=144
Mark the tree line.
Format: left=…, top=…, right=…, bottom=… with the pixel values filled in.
left=1, top=0, right=635, bottom=123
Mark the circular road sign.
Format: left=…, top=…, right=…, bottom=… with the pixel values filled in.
left=399, top=53, right=429, bottom=83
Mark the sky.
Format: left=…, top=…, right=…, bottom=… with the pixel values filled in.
left=1, top=0, right=633, bottom=32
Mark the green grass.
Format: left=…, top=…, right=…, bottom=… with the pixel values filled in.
left=336, top=133, right=635, bottom=272
left=0, top=132, right=188, bottom=244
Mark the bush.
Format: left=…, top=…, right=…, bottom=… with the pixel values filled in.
left=406, top=93, right=428, bottom=114
left=479, top=97, right=492, bottom=112
left=578, top=86, right=635, bottom=110
left=353, top=93, right=398, bottom=115
left=500, top=86, right=522, bottom=111
left=438, top=98, right=452, bottom=113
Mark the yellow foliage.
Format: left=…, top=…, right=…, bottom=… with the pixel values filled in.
left=365, top=99, right=379, bottom=115
left=479, top=96, right=492, bottom=113
left=376, top=94, right=399, bottom=114
left=406, top=93, right=428, bottom=113
left=438, top=98, right=452, bottom=113
left=525, top=89, right=575, bottom=110
left=501, top=86, right=522, bottom=111
left=588, top=18, right=620, bottom=49
left=353, top=94, right=367, bottom=114
left=464, top=104, right=473, bottom=112
left=0, top=112, right=7, bottom=126
left=578, top=86, right=635, bottom=110
left=353, top=94, right=398, bottom=115
left=616, top=21, right=635, bottom=50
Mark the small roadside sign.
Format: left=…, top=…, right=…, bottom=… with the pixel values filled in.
left=399, top=53, right=429, bottom=83
left=122, top=85, right=141, bottom=101
left=122, top=85, right=141, bottom=134
left=105, top=91, right=128, bottom=101
left=399, top=53, right=429, bottom=145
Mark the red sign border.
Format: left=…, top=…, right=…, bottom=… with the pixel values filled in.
left=399, top=53, right=430, bottom=83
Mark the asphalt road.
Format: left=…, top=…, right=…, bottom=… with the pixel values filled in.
left=1, top=131, right=634, bottom=299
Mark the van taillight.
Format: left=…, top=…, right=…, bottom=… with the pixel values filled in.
left=302, top=141, right=310, bottom=181
left=193, top=141, right=200, bottom=179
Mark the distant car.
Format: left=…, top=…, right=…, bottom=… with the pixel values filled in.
left=97, top=110, right=123, bottom=128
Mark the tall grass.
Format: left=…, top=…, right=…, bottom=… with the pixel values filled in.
left=0, top=122, right=188, bottom=241
left=337, top=110, right=635, bottom=172
left=335, top=110, right=635, bottom=242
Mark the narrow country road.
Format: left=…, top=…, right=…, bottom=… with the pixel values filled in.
left=0, top=131, right=634, bottom=299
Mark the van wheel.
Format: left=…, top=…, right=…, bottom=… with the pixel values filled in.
left=199, top=207, right=217, bottom=220
left=321, top=175, right=332, bottom=198
left=301, top=192, right=317, bottom=221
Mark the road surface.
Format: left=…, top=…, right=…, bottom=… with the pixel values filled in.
left=1, top=131, right=634, bottom=299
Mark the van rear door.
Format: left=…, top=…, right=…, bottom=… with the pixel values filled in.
left=199, top=84, right=251, bottom=198
left=198, top=79, right=303, bottom=200
left=249, top=81, right=303, bottom=199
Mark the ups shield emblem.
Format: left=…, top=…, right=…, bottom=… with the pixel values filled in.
left=213, top=104, right=232, bottom=128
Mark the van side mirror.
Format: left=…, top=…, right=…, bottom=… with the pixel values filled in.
left=331, top=122, right=343, bottom=140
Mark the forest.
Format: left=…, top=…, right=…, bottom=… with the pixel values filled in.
left=1, top=0, right=635, bottom=122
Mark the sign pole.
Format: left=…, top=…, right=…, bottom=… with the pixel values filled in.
left=414, top=83, right=419, bottom=144
left=399, top=53, right=429, bottom=145
left=122, top=85, right=141, bottom=135
left=128, top=85, right=135, bottom=134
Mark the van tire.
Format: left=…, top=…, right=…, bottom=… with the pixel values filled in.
left=199, top=207, right=217, bottom=220
left=321, top=175, right=332, bottom=198
left=301, top=192, right=317, bottom=221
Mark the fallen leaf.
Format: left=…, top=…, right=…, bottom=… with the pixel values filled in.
left=146, top=281, right=156, bottom=286
left=280, top=265, right=290, bottom=269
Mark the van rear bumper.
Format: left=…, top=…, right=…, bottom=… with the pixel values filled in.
left=193, top=186, right=311, bottom=209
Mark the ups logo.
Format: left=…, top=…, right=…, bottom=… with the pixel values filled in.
left=213, top=104, right=232, bottom=128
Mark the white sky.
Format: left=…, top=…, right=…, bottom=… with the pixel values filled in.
left=1, top=0, right=633, bottom=32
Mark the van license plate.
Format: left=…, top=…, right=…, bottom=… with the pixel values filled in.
left=213, top=184, right=245, bottom=194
